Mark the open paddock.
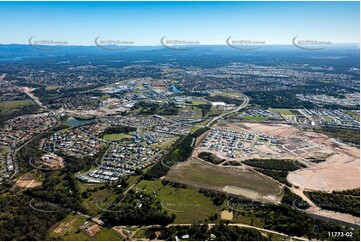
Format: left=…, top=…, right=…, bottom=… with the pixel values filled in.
left=166, top=158, right=282, bottom=203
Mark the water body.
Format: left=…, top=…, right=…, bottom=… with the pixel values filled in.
left=66, top=117, right=96, bottom=127
left=170, top=85, right=182, bottom=93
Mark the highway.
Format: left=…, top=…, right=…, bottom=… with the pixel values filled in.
left=206, top=94, right=249, bottom=127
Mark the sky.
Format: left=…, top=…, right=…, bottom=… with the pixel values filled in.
left=0, top=1, right=359, bottom=45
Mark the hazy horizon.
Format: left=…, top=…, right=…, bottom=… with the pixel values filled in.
left=0, top=1, right=359, bottom=45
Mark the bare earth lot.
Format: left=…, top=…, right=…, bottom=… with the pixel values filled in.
left=15, top=172, right=42, bottom=188
left=218, top=122, right=360, bottom=192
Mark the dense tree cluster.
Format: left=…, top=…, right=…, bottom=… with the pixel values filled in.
left=281, top=187, right=310, bottom=209
left=226, top=196, right=360, bottom=240
left=242, top=159, right=305, bottom=185
left=132, top=101, right=179, bottom=115
left=255, top=169, right=290, bottom=185
left=16, top=131, right=52, bottom=173
left=243, top=159, right=305, bottom=171
left=197, top=104, right=212, bottom=117
left=26, top=171, right=85, bottom=213
left=245, top=90, right=315, bottom=109
left=144, top=127, right=209, bottom=179
left=102, top=125, right=136, bottom=136
left=199, top=189, right=227, bottom=206
left=305, top=189, right=360, bottom=216
left=313, top=127, right=360, bottom=145
left=0, top=193, right=67, bottom=240
left=146, top=223, right=268, bottom=241
left=206, top=95, right=243, bottom=105
left=101, top=190, right=175, bottom=226
left=198, top=152, right=224, bottom=164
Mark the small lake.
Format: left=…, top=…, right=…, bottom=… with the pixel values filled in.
left=66, top=117, right=96, bottom=127
left=170, top=85, right=182, bottom=93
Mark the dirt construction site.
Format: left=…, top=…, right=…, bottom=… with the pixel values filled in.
left=197, top=122, right=359, bottom=192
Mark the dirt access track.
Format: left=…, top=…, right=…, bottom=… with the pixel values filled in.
left=230, top=122, right=359, bottom=192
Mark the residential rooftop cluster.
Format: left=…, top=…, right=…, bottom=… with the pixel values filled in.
left=41, top=125, right=106, bottom=158
left=298, top=109, right=359, bottom=128
left=296, top=93, right=360, bottom=107
left=101, top=115, right=193, bottom=135
left=77, top=131, right=173, bottom=183
left=200, top=128, right=277, bottom=158
left=0, top=113, right=55, bottom=182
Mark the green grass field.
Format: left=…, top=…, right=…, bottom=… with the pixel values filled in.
left=269, top=108, right=293, bottom=115
left=135, top=180, right=219, bottom=223
left=0, top=100, right=35, bottom=115
left=103, top=133, right=130, bottom=141
left=243, top=115, right=268, bottom=121
left=45, top=85, right=61, bottom=91
left=166, top=160, right=282, bottom=198
left=191, top=100, right=209, bottom=105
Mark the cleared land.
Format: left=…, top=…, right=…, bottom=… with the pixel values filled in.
left=166, top=158, right=282, bottom=203
left=220, top=210, right=233, bottom=220
left=222, top=122, right=359, bottom=192
left=49, top=214, right=122, bottom=241
left=15, top=172, right=42, bottom=188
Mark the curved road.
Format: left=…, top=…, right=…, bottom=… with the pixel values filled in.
left=206, top=94, right=249, bottom=127
left=114, top=223, right=307, bottom=241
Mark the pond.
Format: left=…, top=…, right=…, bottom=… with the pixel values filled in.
left=170, top=85, right=182, bottom=93
left=66, top=117, right=96, bottom=127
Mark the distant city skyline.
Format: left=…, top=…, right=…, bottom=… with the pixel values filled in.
left=0, top=1, right=359, bottom=46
